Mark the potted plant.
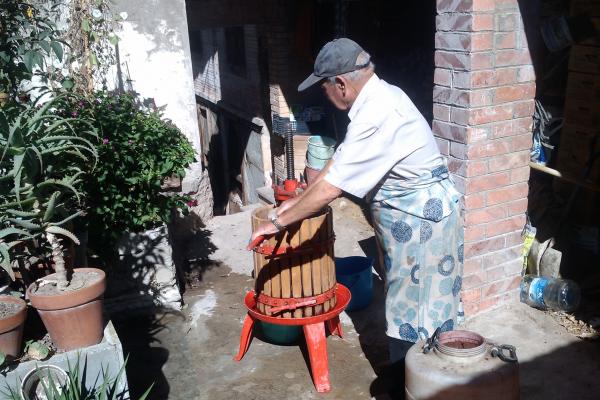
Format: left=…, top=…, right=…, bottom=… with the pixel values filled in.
left=54, top=91, right=196, bottom=309
left=0, top=1, right=70, bottom=358
left=0, top=94, right=103, bottom=352
left=0, top=295, right=27, bottom=360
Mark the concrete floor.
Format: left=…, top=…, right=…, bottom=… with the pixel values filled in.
left=114, top=201, right=600, bottom=400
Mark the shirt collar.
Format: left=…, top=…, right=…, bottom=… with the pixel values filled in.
left=348, top=73, right=380, bottom=121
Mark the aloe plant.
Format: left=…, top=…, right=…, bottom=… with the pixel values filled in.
left=1, top=356, right=153, bottom=400
left=0, top=93, right=98, bottom=289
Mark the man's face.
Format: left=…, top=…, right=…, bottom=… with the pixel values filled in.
left=321, top=79, right=349, bottom=111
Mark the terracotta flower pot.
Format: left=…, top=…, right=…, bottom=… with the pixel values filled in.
left=0, top=296, right=27, bottom=357
left=27, top=268, right=106, bottom=351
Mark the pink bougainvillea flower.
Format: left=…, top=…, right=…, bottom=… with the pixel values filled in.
left=186, top=200, right=198, bottom=207
left=102, top=138, right=109, bottom=144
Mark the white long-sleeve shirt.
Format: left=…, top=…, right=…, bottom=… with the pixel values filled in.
left=325, top=74, right=443, bottom=199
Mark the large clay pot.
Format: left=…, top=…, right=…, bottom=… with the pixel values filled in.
left=0, top=296, right=27, bottom=357
left=27, top=268, right=106, bottom=351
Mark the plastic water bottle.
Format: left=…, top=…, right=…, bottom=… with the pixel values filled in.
left=520, top=275, right=581, bottom=312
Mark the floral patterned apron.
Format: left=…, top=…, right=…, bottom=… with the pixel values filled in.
left=370, top=165, right=464, bottom=342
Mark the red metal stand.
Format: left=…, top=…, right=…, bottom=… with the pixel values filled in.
left=234, top=284, right=351, bottom=393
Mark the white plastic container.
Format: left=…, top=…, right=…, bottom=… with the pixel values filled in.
left=405, top=329, right=519, bottom=400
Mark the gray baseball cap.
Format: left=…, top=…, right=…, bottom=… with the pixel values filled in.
left=298, top=38, right=368, bottom=91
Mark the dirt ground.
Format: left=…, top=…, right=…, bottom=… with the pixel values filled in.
left=113, top=200, right=600, bottom=399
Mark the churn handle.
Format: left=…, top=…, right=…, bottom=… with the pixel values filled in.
left=491, top=344, right=518, bottom=363
left=423, top=327, right=441, bottom=354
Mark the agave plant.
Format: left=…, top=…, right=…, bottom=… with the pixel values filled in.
left=1, top=356, right=153, bottom=400
left=0, top=93, right=98, bottom=289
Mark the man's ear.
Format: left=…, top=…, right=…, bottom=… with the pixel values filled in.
left=335, top=76, right=345, bottom=91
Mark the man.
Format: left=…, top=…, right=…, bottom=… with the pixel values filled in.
left=251, top=38, right=463, bottom=367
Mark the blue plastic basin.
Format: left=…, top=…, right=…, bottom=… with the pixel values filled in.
left=335, top=256, right=374, bottom=311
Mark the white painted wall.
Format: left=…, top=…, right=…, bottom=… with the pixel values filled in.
left=111, top=0, right=201, bottom=155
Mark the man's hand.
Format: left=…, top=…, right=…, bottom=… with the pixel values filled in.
left=249, top=160, right=341, bottom=251
left=249, top=221, right=279, bottom=244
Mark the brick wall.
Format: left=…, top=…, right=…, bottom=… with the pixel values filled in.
left=434, top=0, right=535, bottom=316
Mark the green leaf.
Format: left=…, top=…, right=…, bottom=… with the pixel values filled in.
left=13, top=169, right=22, bottom=206
left=61, top=79, right=74, bottom=89
left=0, top=244, right=14, bottom=281
left=50, top=41, right=63, bottom=61
left=38, top=40, right=50, bottom=53
left=0, top=197, right=36, bottom=210
left=25, top=341, right=49, bottom=360
left=11, top=153, right=25, bottom=176
left=36, top=179, right=82, bottom=203
left=48, top=210, right=83, bottom=228
left=38, top=29, right=53, bottom=40
left=6, top=209, right=38, bottom=218
left=89, top=53, right=98, bottom=66
left=45, top=226, right=79, bottom=245
left=42, top=192, right=60, bottom=222
left=0, top=228, right=32, bottom=242
left=81, top=18, right=91, bottom=32
left=27, top=143, right=43, bottom=173
left=33, top=52, right=45, bottom=69
left=109, top=35, right=119, bottom=46
left=23, top=50, right=35, bottom=72
left=7, top=219, right=41, bottom=231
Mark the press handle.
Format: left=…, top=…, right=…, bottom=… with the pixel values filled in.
left=247, top=235, right=266, bottom=251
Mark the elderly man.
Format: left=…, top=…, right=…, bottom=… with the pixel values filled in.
left=251, top=38, right=463, bottom=368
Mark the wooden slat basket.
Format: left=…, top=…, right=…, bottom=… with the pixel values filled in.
left=251, top=205, right=336, bottom=318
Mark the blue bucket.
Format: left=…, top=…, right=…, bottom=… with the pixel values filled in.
left=335, top=257, right=374, bottom=311
left=260, top=322, right=302, bottom=345
left=307, top=136, right=336, bottom=170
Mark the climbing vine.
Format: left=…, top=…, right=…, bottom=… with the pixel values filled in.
left=63, top=0, right=124, bottom=94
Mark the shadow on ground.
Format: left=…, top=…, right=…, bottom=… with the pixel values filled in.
left=342, top=271, right=405, bottom=399
left=111, top=210, right=225, bottom=400
left=170, top=211, right=219, bottom=292
left=112, top=311, right=183, bottom=399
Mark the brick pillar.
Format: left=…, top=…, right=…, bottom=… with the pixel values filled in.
left=434, top=0, right=536, bottom=316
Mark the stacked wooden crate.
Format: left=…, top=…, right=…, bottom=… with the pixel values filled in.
left=556, top=1, right=600, bottom=183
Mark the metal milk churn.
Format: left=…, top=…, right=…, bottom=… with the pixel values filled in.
left=405, top=329, right=519, bottom=400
